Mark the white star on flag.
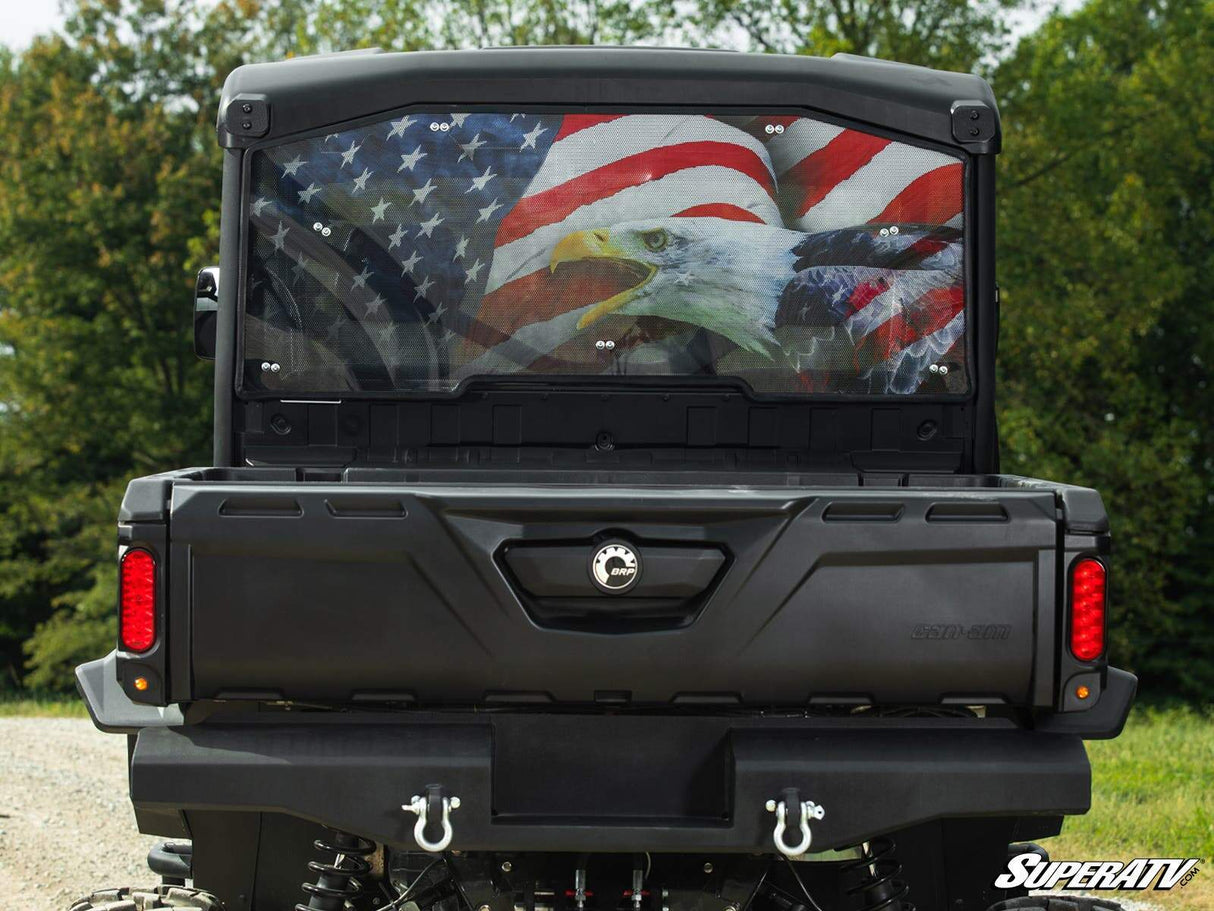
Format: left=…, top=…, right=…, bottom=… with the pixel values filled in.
left=291, top=253, right=310, bottom=285
left=270, top=222, right=289, bottom=252
left=365, top=293, right=386, bottom=317
left=458, top=133, right=486, bottom=162
left=520, top=122, right=546, bottom=150
left=414, top=275, right=435, bottom=300
left=454, top=236, right=469, bottom=260
left=250, top=197, right=273, bottom=217
left=297, top=182, right=321, bottom=204
left=388, top=224, right=406, bottom=250
left=281, top=155, right=305, bottom=177
left=476, top=199, right=503, bottom=223
left=370, top=197, right=391, bottom=222
left=464, top=258, right=485, bottom=282
left=451, top=113, right=469, bottom=127
left=411, top=178, right=436, bottom=205
left=398, top=146, right=426, bottom=172
left=417, top=212, right=443, bottom=238
left=467, top=166, right=496, bottom=193
left=351, top=264, right=373, bottom=290
left=340, top=141, right=362, bottom=168
left=399, top=250, right=421, bottom=275
left=387, top=116, right=415, bottom=140
left=352, top=168, right=373, bottom=193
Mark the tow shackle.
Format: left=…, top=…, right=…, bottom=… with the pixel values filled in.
left=766, top=787, right=825, bottom=858
left=403, top=784, right=460, bottom=853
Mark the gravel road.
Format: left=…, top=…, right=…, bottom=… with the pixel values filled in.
left=0, top=718, right=157, bottom=910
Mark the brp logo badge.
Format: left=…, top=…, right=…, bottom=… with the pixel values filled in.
left=590, top=542, right=641, bottom=594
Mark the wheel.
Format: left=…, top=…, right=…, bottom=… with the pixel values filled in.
left=68, top=886, right=221, bottom=911
left=987, top=897, right=1126, bottom=911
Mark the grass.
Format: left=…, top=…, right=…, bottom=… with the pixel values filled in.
left=0, top=697, right=1209, bottom=907
left=1048, top=705, right=1214, bottom=910
left=0, top=691, right=89, bottom=717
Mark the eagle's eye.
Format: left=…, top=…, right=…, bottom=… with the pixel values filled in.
left=640, top=229, right=668, bottom=252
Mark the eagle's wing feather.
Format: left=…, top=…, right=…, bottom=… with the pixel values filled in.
left=775, top=226, right=963, bottom=331
left=789, top=225, right=962, bottom=273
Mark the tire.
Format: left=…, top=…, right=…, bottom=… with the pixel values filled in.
left=987, top=897, right=1126, bottom=911
left=68, top=886, right=221, bottom=911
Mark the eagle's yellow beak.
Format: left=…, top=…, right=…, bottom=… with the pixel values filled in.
left=549, top=229, right=657, bottom=329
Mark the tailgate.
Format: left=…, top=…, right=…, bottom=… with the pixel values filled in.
left=166, top=483, right=1060, bottom=706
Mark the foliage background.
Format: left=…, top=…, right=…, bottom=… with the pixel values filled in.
left=0, top=0, right=1209, bottom=699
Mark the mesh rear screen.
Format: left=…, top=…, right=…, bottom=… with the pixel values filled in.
left=244, top=111, right=968, bottom=395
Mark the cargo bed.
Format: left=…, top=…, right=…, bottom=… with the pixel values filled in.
left=115, top=468, right=1109, bottom=711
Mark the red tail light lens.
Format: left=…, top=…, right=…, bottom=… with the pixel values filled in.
left=1069, top=557, right=1106, bottom=661
left=120, top=549, right=157, bottom=653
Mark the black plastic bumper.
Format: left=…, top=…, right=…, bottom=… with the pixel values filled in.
left=126, top=716, right=1082, bottom=853
left=78, top=654, right=1137, bottom=854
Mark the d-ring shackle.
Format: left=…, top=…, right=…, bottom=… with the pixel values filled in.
left=766, top=788, right=825, bottom=857
left=403, top=788, right=461, bottom=852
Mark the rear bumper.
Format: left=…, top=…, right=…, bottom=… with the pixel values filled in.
left=78, top=654, right=1136, bottom=854
left=128, top=713, right=1095, bottom=854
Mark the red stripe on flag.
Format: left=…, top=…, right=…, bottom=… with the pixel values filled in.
left=872, top=163, right=964, bottom=225
left=785, top=130, right=890, bottom=217
left=672, top=203, right=766, bottom=223
left=862, top=285, right=964, bottom=362
left=843, top=278, right=891, bottom=319
left=475, top=261, right=642, bottom=338
left=496, top=141, right=777, bottom=247
left=552, top=114, right=627, bottom=142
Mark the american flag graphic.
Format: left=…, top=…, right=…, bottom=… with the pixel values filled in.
left=245, top=110, right=966, bottom=396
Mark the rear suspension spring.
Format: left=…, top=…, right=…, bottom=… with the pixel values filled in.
left=297, top=828, right=376, bottom=911
left=842, top=836, right=915, bottom=911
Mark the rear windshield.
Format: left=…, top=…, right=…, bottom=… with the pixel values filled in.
left=243, top=111, right=968, bottom=396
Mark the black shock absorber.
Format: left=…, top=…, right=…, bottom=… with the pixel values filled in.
left=297, top=828, right=376, bottom=911
left=841, top=837, right=915, bottom=911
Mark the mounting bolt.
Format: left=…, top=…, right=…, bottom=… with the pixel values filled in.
left=703, top=862, right=714, bottom=874
left=501, top=861, right=513, bottom=873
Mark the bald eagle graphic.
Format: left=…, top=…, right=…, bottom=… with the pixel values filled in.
left=460, top=217, right=964, bottom=395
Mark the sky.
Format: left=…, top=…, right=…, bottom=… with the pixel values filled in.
left=1, top=0, right=65, bottom=50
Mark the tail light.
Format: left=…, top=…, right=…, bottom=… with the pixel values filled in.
left=1069, top=557, right=1106, bottom=661
left=119, top=548, right=157, bottom=653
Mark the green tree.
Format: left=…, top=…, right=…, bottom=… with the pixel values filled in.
left=277, top=0, right=675, bottom=53
left=994, top=0, right=1214, bottom=696
left=0, top=5, right=224, bottom=688
left=693, top=0, right=1024, bottom=69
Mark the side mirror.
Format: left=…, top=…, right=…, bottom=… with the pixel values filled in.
left=194, top=267, right=219, bottom=360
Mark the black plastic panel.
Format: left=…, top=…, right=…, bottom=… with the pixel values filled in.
left=129, top=713, right=1089, bottom=853
left=169, top=479, right=1060, bottom=706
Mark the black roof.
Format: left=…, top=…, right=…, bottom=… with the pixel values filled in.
left=217, top=47, right=1000, bottom=153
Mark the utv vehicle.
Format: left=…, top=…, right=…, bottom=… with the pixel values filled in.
left=75, top=47, right=1135, bottom=911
